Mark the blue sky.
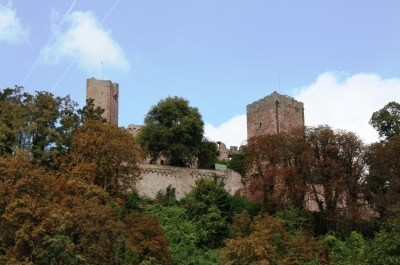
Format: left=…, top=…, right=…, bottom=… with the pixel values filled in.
left=1, top=0, right=399, bottom=146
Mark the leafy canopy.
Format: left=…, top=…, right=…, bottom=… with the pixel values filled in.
left=137, top=96, right=217, bottom=167
left=370, top=101, right=400, bottom=140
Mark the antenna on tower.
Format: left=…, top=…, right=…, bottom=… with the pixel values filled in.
left=101, top=61, right=104, bottom=80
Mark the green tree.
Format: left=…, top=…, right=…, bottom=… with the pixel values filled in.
left=185, top=176, right=231, bottom=248
left=146, top=204, right=220, bottom=265
left=323, top=231, right=366, bottom=265
left=136, top=96, right=205, bottom=167
left=370, top=101, right=400, bottom=140
left=0, top=86, right=80, bottom=165
left=77, top=98, right=106, bottom=123
left=227, top=153, right=245, bottom=175
left=197, top=137, right=219, bottom=169
left=366, top=217, right=400, bottom=265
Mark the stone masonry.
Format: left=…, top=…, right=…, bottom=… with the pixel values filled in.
left=136, top=164, right=243, bottom=199
left=127, top=124, right=142, bottom=137
left=85, top=79, right=309, bottom=202
left=86, top=77, right=119, bottom=126
left=246, top=91, right=304, bottom=139
left=216, top=141, right=239, bottom=161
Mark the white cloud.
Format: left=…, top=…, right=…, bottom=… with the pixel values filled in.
left=204, top=114, right=247, bottom=148
left=43, top=10, right=129, bottom=73
left=293, top=72, right=400, bottom=144
left=206, top=72, right=399, bottom=148
left=0, top=3, right=29, bottom=44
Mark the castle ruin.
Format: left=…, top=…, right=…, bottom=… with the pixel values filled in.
left=86, top=78, right=306, bottom=199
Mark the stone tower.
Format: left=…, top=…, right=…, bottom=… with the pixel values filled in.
left=86, top=77, right=119, bottom=125
left=246, top=91, right=304, bottom=139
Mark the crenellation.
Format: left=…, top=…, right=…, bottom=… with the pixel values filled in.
left=136, top=164, right=243, bottom=199
left=86, top=79, right=308, bottom=202
left=127, top=124, right=142, bottom=137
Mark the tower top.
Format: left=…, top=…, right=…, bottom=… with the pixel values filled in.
left=246, top=91, right=304, bottom=139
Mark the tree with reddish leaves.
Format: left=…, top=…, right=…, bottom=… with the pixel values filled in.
left=243, top=126, right=369, bottom=236
left=242, top=128, right=307, bottom=213
left=124, top=211, right=173, bottom=264
left=365, top=136, right=400, bottom=221
left=65, top=120, right=143, bottom=197
left=0, top=122, right=172, bottom=264
left=221, top=211, right=329, bottom=264
left=300, top=126, right=368, bottom=234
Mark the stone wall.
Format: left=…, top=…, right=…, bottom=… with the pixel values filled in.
left=246, top=91, right=304, bottom=139
left=216, top=141, right=239, bottom=161
left=86, top=77, right=119, bottom=125
left=135, top=164, right=244, bottom=199
left=127, top=124, right=142, bottom=137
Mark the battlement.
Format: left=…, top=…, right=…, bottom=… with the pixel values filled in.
left=127, top=124, right=142, bottom=137
left=136, top=164, right=243, bottom=199
left=246, top=91, right=304, bottom=139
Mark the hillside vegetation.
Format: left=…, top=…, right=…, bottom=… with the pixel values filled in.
left=1, top=87, right=400, bottom=264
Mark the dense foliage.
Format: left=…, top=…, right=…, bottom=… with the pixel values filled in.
left=2, top=87, right=400, bottom=264
left=136, top=96, right=218, bottom=168
left=243, top=125, right=370, bottom=236
left=0, top=124, right=172, bottom=264
left=369, top=101, right=400, bottom=140
left=0, top=88, right=172, bottom=264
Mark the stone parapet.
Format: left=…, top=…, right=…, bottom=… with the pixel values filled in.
left=135, top=164, right=244, bottom=199
left=127, top=124, right=142, bottom=137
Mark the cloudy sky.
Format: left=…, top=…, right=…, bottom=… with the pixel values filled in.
left=1, top=1, right=399, bottom=147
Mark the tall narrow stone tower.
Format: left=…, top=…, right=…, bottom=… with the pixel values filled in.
left=86, top=77, right=119, bottom=126
left=246, top=91, right=304, bottom=139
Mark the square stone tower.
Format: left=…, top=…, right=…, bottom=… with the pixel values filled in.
left=246, top=91, right=304, bottom=139
left=86, top=77, right=119, bottom=125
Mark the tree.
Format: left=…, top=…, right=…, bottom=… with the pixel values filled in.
left=365, top=135, right=400, bottom=220
left=227, top=153, right=245, bottom=175
left=0, top=136, right=170, bottom=265
left=221, top=211, right=328, bottom=265
left=197, top=137, right=219, bottom=169
left=136, top=96, right=205, bottom=167
left=66, top=120, right=142, bottom=197
left=370, top=101, right=400, bottom=140
left=243, top=126, right=368, bottom=236
left=243, top=129, right=306, bottom=212
left=77, top=98, right=107, bottom=123
left=366, top=214, right=400, bottom=265
left=124, top=211, right=174, bottom=265
left=323, top=231, right=366, bottom=265
left=185, top=176, right=231, bottom=249
left=0, top=86, right=80, bottom=165
left=145, top=204, right=220, bottom=265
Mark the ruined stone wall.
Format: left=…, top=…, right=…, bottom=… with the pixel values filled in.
left=135, top=164, right=244, bottom=199
left=246, top=91, right=304, bottom=139
left=216, top=141, right=239, bottom=161
left=127, top=124, right=142, bottom=137
left=86, top=77, right=119, bottom=125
